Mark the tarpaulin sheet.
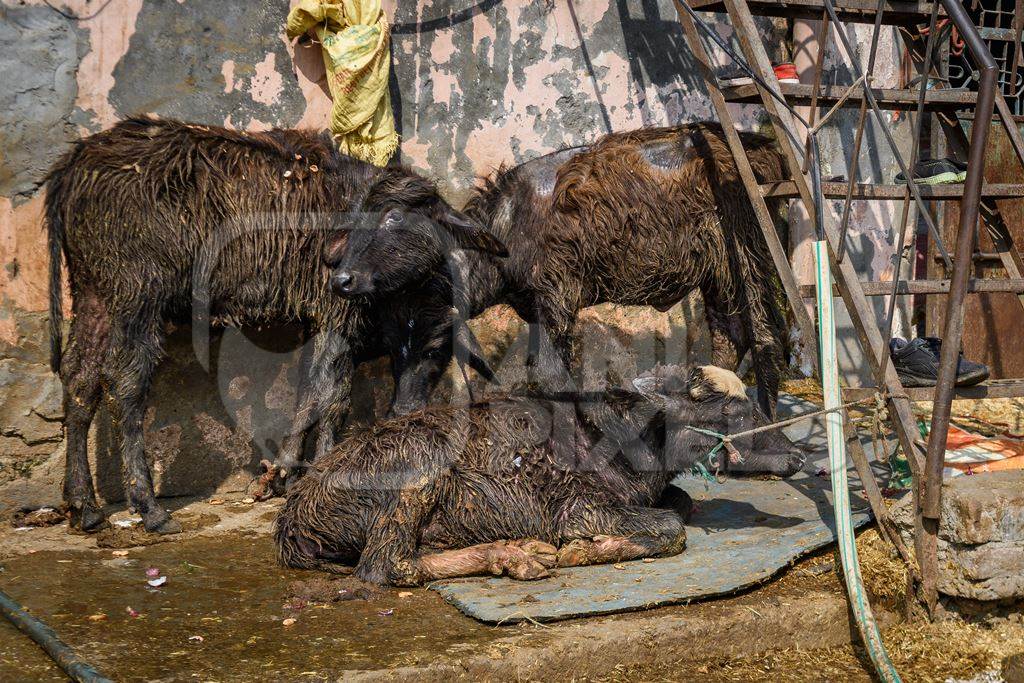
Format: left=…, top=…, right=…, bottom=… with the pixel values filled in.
left=430, top=393, right=874, bottom=624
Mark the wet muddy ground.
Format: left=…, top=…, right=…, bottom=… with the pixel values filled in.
left=0, top=496, right=1020, bottom=682
left=0, top=494, right=849, bottom=682
left=0, top=500, right=508, bottom=681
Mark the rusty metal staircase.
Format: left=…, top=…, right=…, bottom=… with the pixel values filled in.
left=672, top=0, right=1024, bottom=615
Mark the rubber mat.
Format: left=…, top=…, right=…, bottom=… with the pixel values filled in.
left=430, top=394, right=875, bottom=623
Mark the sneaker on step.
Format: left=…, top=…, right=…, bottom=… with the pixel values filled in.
left=922, top=337, right=990, bottom=386
left=890, top=337, right=942, bottom=387
left=894, top=158, right=967, bottom=185
left=889, top=337, right=990, bottom=387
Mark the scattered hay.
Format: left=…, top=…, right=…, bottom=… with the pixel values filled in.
left=602, top=619, right=1024, bottom=682
left=783, top=382, right=1024, bottom=439
left=853, top=528, right=910, bottom=613
left=782, top=378, right=823, bottom=406
left=882, top=619, right=1024, bottom=682
left=932, top=398, right=1024, bottom=437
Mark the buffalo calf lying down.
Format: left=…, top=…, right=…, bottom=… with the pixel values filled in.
left=276, top=365, right=802, bottom=584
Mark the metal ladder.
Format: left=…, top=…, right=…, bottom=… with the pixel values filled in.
left=673, top=0, right=1024, bottom=614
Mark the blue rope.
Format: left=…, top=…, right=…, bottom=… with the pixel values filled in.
left=685, top=426, right=727, bottom=484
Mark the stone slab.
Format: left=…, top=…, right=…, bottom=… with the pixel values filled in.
left=893, top=471, right=1024, bottom=601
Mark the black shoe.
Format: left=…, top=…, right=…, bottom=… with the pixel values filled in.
left=894, top=158, right=967, bottom=185
left=922, top=337, right=990, bottom=386
left=890, top=337, right=941, bottom=387
left=889, top=337, right=990, bottom=387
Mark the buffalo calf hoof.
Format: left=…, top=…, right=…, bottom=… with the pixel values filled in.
left=142, top=509, right=182, bottom=535
left=248, top=459, right=278, bottom=501
left=490, top=539, right=557, bottom=581
left=269, top=469, right=290, bottom=497
left=251, top=460, right=304, bottom=500
left=69, top=502, right=108, bottom=533
left=556, top=538, right=592, bottom=568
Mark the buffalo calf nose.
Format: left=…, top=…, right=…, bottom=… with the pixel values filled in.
left=331, top=272, right=354, bottom=294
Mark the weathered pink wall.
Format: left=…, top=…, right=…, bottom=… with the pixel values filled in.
left=2, top=0, right=762, bottom=507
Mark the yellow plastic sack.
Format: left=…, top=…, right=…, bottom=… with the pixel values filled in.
left=287, top=0, right=398, bottom=166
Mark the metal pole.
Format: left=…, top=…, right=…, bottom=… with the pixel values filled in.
left=924, top=0, right=998, bottom=518
left=914, top=0, right=1000, bottom=616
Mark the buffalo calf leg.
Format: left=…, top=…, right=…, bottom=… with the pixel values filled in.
left=557, top=505, right=686, bottom=567
left=348, top=477, right=557, bottom=586
left=389, top=346, right=449, bottom=417
left=413, top=540, right=558, bottom=584
left=264, top=334, right=317, bottom=498
left=742, top=266, right=785, bottom=420
left=656, top=485, right=695, bottom=523
left=305, top=331, right=352, bottom=463
left=703, top=287, right=750, bottom=372
left=312, top=333, right=353, bottom=461
left=60, top=302, right=110, bottom=532
left=260, top=331, right=352, bottom=498
left=105, top=330, right=179, bottom=534
left=751, top=341, right=781, bottom=420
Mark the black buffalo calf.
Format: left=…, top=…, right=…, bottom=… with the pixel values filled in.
left=45, top=117, right=503, bottom=534
left=275, top=365, right=803, bottom=584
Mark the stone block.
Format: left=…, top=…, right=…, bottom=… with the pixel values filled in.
left=0, top=358, right=63, bottom=463
left=893, top=471, right=1024, bottom=601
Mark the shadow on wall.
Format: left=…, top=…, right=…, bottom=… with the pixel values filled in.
left=615, top=0, right=710, bottom=125
left=91, top=325, right=391, bottom=503
left=93, top=326, right=299, bottom=503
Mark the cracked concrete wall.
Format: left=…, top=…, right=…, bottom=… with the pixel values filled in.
left=0, top=0, right=781, bottom=510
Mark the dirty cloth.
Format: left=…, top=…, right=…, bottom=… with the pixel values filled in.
left=286, top=0, right=398, bottom=166
left=943, top=425, right=1024, bottom=477
left=431, top=393, right=876, bottom=623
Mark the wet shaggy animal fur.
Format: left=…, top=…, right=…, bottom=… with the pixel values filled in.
left=45, top=116, right=488, bottom=535
left=327, top=123, right=791, bottom=420
left=275, top=365, right=804, bottom=584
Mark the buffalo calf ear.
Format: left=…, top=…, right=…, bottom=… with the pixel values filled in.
left=322, top=230, right=348, bottom=266
left=440, top=209, right=509, bottom=257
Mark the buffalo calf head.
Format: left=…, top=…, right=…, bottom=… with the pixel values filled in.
left=324, top=168, right=507, bottom=298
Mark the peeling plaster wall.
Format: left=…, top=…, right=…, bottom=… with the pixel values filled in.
left=790, top=21, right=915, bottom=385
left=0, top=0, right=865, bottom=509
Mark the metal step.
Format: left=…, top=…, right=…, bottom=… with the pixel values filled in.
left=689, top=0, right=941, bottom=23
left=721, top=82, right=977, bottom=110
left=799, top=279, right=1024, bottom=297
left=762, top=181, right=1024, bottom=200
left=844, top=378, right=1024, bottom=401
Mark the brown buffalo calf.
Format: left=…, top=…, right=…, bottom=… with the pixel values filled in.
left=327, top=123, right=791, bottom=421
left=45, top=116, right=503, bottom=533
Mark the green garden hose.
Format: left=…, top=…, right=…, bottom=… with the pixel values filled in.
left=814, top=240, right=901, bottom=683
